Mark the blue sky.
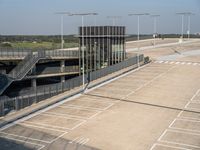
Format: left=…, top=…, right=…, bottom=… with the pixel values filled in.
left=0, top=0, right=199, bottom=35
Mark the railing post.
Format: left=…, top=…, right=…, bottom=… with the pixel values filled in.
left=0, top=100, right=4, bottom=117
left=15, top=97, right=19, bottom=111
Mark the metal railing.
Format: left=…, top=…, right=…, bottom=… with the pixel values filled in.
left=0, top=55, right=144, bottom=116
left=8, top=51, right=46, bottom=79
left=0, top=51, right=46, bottom=95
left=33, top=66, right=79, bottom=75
left=0, top=49, right=79, bottom=96
left=0, top=48, right=79, bottom=59
left=46, top=50, right=79, bottom=58
left=0, top=48, right=31, bottom=58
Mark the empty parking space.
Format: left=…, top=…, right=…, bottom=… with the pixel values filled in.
left=44, top=106, right=100, bottom=119
left=151, top=144, right=191, bottom=150
left=2, top=42, right=200, bottom=150
left=61, top=98, right=114, bottom=111
left=22, top=113, right=84, bottom=130
left=179, top=111, right=200, bottom=120
left=186, top=102, right=200, bottom=111
left=89, top=88, right=131, bottom=99
left=169, top=118, right=200, bottom=132
left=159, top=130, right=200, bottom=149
left=0, top=123, right=65, bottom=144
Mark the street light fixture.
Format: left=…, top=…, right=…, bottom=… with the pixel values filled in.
left=176, top=12, right=186, bottom=39
left=186, top=12, right=195, bottom=40
left=69, top=13, right=98, bottom=91
left=176, top=12, right=194, bottom=41
left=151, top=15, right=160, bottom=46
left=107, top=16, right=122, bottom=26
left=128, top=13, right=150, bottom=67
left=55, top=12, right=71, bottom=49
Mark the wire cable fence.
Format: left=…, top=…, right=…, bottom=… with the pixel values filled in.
left=0, top=55, right=144, bottom=116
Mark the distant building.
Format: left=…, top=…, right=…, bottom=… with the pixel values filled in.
left=78, top=26, right=126, bottom=73
left=195, top=32, right=200, bottom=36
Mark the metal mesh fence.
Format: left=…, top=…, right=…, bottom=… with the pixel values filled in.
left=0, top=54, right=143, bottom=116
left=0, top=48, right=79, bottom=59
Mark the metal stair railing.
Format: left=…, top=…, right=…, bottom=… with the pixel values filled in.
left=0, top=50, right=46, bottom=95
left=8, top=50, right=46, bottom=80
left=0, top=74, right=13, bottom=96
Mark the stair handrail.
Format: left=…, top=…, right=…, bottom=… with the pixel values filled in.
left=8, top=50, right=46, bottom=79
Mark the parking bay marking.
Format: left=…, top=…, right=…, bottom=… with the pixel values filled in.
left=158, top=129, right=200, bottom=149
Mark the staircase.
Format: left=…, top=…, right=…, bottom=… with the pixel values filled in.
left=0, top=51, right=46, bottom=95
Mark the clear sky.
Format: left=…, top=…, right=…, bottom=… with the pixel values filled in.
left=0, top=0, right=200, bottom=35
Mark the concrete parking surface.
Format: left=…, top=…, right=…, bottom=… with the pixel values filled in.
left=0, top=39, right=200, bottom=150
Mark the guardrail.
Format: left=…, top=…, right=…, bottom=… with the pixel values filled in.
left=0, top=48, right=31, bottom=58
left=0, top=48, right=79, bottom=59
left=0, top=55, right=144, bottom=116
left=32, top=65, right=79, bottom=75
left=46, top=50, right=79, bottom=58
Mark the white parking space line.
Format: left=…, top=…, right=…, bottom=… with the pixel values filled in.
left=65, top=103, right=114, bottom=111
left=49, top=132, right=69, bottom=144
left=125, top=65, right=176, bottom=98
left=44, top=112, right=88, bottom=119
left=17, top=122, right=66, bottom=132
left=1, top=62, right=155, bottom=150
left=69, top=136, right=90, bottom=146
left=190, top=101, right=200, bottom=104
left=22, top=113, right=86, bottom=131
left=185, top=107, right=200, bottom=112
left=72, top=98, right=115, bottom=105
left=150, top=88, right=200, bottom=150
left=80, top=96, right=117, bottom=103
left=178, top=116, right=200, bottom=121
left=158, top=129, right=200, bottom=149
left=38, top=113, right=85, bottom=121
left=169, top=118, right=200, bottom=133
left=154, top=61, right=200, bottom=67
left=150, top=143, right=192, bottom=150
left=0, top=132, right=51, bottom=144
left=178, top=111, right=200, bottom=121
left=22, top=121, right=73, bottom=130
left=70, top=120, right=87, bottom=130
left=44, top=110, right=101, bottom=120
left=184, top=89, right=200, bottom=108
left=58, top=105, right=100, bottom=112
left=193, top=63, right=198, bottom=66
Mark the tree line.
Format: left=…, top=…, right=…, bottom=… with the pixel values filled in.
left=0, top=35, right=79, bottom=43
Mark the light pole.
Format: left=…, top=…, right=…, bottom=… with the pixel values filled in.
left=176, top=12, right=194, bottom=41
left=176, top=12, right=187, bottom=40
left=55, top=12, right=71, bottom=49
left=151, top=15, right=160, bottom=46
left=69, top=13, right=98, bottom=91
left=128, top=13, right=149, bottom=67
left=107, top=16, right=122, bottom=26
left=186, top=12, right=194, bottom=40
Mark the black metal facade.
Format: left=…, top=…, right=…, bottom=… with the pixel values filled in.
left=79, top=26, right=126, bottom=73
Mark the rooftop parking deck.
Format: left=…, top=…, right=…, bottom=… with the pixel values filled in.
left=0, top=39, right=200, bottom=150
